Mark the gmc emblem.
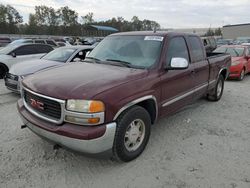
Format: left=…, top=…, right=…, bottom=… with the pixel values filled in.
left=30, top=98, right=44, bottom=110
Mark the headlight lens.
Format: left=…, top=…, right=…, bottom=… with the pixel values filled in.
left=66, top=100, right=105, bottom=113
left=232, top=61, right=241, bottom=66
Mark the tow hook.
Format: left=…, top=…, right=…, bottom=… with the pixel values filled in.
left=21, top=125, right=27, bottom=129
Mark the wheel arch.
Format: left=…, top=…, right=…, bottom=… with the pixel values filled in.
left=0, top=62, right=9, bottom=77
left=113, top=95, right=158, bottom=124
left=218, top=67, right=228, bottom=80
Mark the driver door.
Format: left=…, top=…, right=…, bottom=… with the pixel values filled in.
left=160, top=36, right=196, bottom=117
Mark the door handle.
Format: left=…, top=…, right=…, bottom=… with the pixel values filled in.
left=191, top=70, right=196, bottom=74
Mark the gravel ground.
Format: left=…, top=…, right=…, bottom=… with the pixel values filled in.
left=0, top=76, right=250, bottom=188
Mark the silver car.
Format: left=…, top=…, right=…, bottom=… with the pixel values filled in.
left=5, top=46, right=93, bottom=93
left=0, top=43, right=53, bottom=78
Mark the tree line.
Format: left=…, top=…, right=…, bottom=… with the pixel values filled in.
left=0, top=4, right=161, bottom=36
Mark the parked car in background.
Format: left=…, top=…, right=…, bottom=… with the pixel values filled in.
left=63, top=37, right=74, bottom=45
left=0, top=43, right=53, bottom=78
left=242, top=43, right=250, bottom=47
left=235, top=37, right=250, bottom=44
left=0, top=37, right=11, bottom=47
left=18, top=31, right=231, bottom=162
left=202, top=36, right=217, bottom=53
left=8, top=38, right=59, bottom=47
left=56, top=41, right=72, bottom=47
left=216, top=39, right=233, bottom=46
left=81, top=37, right=97, bottom=45
left=5, top=46, right=93, bottom=93
left=214, top=45, right=250, bottom=80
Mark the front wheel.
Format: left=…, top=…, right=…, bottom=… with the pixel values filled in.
left=113, top=106, right=151, bottom=162
left=238, top=69, right=245, bottom=81
left=207, top=75, right=224, bottom=101
left=0, top=65, right=7, bottom=79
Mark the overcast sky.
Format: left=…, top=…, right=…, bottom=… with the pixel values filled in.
left=1, top=0, right=249, bottom=28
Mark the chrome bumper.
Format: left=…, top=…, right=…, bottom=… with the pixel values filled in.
left=20, top=115, right=117, bottom=154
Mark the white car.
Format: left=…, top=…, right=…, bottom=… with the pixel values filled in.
left=5, top=46, right=93, bottom=93
left=0, top=43, right=53, bottom=78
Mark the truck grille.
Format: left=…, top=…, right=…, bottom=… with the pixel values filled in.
left=23, top=89, right=63, bottom=122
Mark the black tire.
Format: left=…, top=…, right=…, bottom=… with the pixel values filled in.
left=207, top=74, right=224, bottom=101
left=238, top=69, right=245, bottom=81
left=0, top=64, right=7, bottom=79
left=113, top=105, right=151, bottom=162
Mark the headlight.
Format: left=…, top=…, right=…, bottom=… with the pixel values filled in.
left=66, top=100, right=105, bottom=113
left=65, top=100, right=105, bottom=125
left=232, top=61, right=241, bottom=66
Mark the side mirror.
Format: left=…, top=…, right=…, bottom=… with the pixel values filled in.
left=86, top=51, right=91, bottom=57
left=11, top=52, right=16, bottom=58
left=246, top=55, right=250, bottom=60
left=169, top=57, right=189, bottom=70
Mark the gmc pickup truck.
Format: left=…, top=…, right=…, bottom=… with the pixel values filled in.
left=17, top=32, right=231, bottom=162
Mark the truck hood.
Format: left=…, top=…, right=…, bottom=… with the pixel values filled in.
left=22, top=62, right=148, bottom=100
left=9, top=59, right=63, bottom=76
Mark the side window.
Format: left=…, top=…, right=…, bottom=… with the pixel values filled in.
left=35, top=45, right=53, bottom=54
left=189, top=36, right=205, bottom=62
left=35, top=40, right=45, bottom=44
left=46, top=40, right=57, bottom=46
left=166, top=37, right=190, bottom=65
left=13, top=45, right=37, bottom=56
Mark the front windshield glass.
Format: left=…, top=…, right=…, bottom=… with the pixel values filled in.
left=214, top=47, right=244, bottom=57
left=42, top=48, right=76, bottom=62
left=87, top=35, right=163, bottom=68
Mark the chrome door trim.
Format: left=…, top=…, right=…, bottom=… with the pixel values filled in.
left=162, top=83, right=208, bottom=107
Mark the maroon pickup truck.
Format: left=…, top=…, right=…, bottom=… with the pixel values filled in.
left=17, top=32, right=231, bottom=162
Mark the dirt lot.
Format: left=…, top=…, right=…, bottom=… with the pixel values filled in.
left=0, top=77, right=250, bottom=188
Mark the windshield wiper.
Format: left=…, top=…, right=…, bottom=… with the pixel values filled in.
left=105, top=59, right=132, bottom=68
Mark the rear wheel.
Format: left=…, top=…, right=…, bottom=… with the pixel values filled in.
left=207, top=74, right=224, bottom=101
left=113, top=106, right=151, bottom=162
left=238, top=69, right=245, bottom=81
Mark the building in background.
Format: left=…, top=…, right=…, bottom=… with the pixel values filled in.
left=222, top=23, right=250, bottom=39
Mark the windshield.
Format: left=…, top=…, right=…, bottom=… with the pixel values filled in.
left=214, top=47, right=244, bottom=57
left=87, top=35, right=163, bottom=68
left=0, top=44, right=19, bottom=55
left=42, top=48, right=77, bottom=62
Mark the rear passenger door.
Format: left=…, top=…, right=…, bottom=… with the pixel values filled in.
left=188, top=36, right=209, bottom=100
left=9, top=45, right=40, bottom=66
left=160, top=36, right=196, bottom=117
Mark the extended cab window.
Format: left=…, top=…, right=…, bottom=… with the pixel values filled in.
left=166, top=37, right=190, bottom=65
left=189, top=36, right=205, bottom=62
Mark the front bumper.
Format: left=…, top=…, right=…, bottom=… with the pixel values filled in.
left=18, top=99, right=116, bottom=155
